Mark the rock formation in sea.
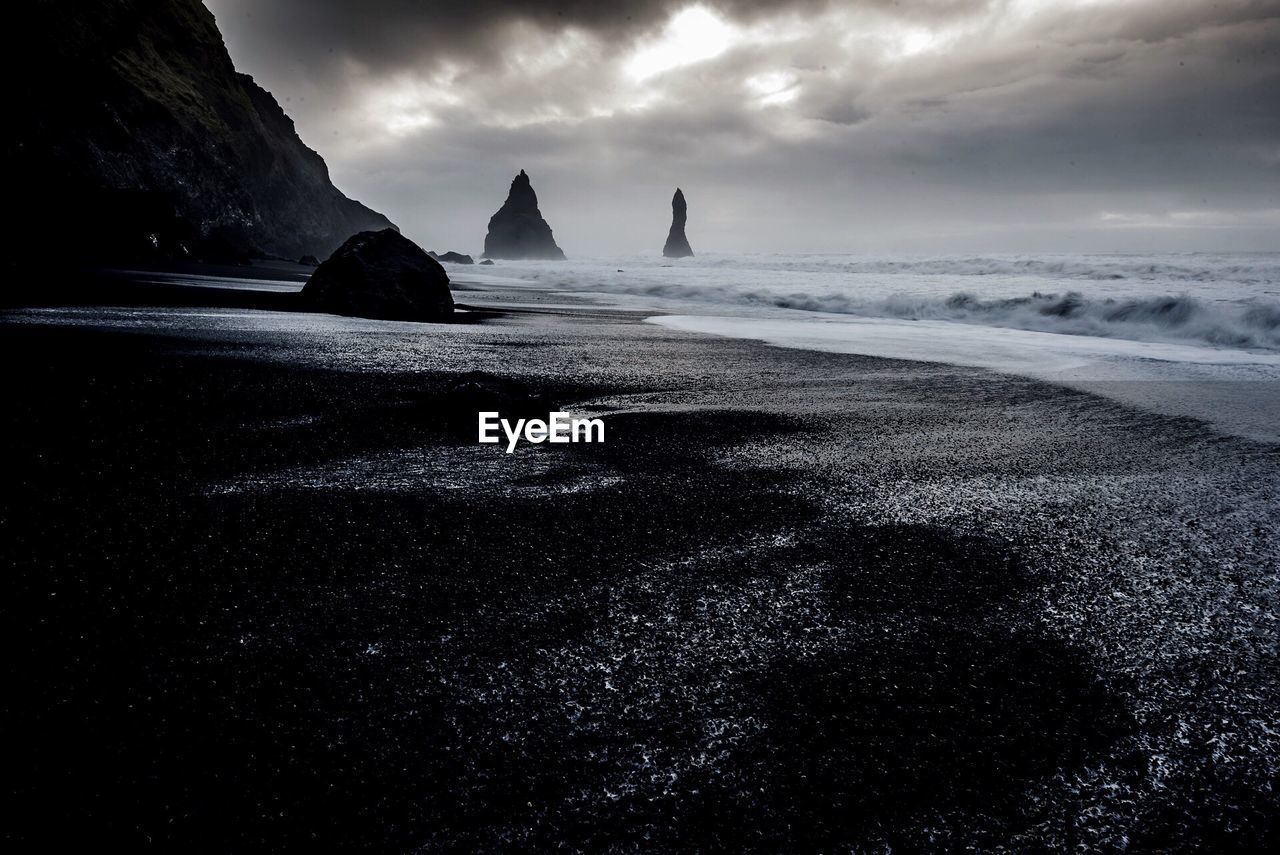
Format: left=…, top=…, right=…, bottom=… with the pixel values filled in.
left=302, top=230, right=453, bottom=321
left=430, top=251, right=475, bottom=265
left=663, top=188, right=694, bottom=258
left=13, top=0, right=395, bottom=264
left=483, top=171, right=566, bottom=260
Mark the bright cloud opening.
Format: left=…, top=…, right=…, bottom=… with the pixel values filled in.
left=746, top=70, right=800, bottom=106
left=367, top=70, right=466, bottom=135
left=624, top=6, right=739, bottom=82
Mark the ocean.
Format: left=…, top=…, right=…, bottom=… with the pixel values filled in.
left=463, top=252, right=1280, bottom=441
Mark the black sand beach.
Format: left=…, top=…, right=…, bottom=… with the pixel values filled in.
left=3, top=275, right=1277, bottom=849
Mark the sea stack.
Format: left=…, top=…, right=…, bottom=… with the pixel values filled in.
left=483, top=170, right=566, bottom=260
left=663, top=188, right=694, bottom=258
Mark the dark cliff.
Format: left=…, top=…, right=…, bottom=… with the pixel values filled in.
left=483, top=170, right=566, bottom=260
left=663, top=188, right=694, bottom=258
left=11, top=0, right=395, bottom=263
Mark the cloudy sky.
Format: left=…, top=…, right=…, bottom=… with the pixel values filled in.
left=205, top=0, right=1279, bottom=256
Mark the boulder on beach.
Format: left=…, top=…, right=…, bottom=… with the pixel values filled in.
left=479, top=259, right=495, bottom=266
left=430, top=251, right=474, bottom=265
left=483, top=170, right=566, bottom=260
left=302, top=229, right=453, bottom=321
left=663, top=188, right=694, bottom=258
left=298, top=255, right=320, bottom=267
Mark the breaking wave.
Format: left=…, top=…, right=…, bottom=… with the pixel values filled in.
left=571, top=278, right=1280, bottom=351
left=491, top=252, right=1280, bottom=351
left=863, top=292, right=1280, bottom=350
left=658, top=285, right=1280, bottom=351
left=684, top=253, right=1280, bottom=285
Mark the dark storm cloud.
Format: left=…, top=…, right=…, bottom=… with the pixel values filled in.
left=204, top=0, right=1280, bottom=254
left=207, top=1, right=986, bottom=76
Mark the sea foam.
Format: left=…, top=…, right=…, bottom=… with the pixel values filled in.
left=466, top=252, right=1280, bottom=352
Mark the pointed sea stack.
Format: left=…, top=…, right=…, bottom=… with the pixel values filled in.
left=663, top=188, right=694, bottom=258
left=483, top=170, right=566, bottom=260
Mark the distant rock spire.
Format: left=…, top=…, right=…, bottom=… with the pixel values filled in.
left=663, top=188, right=694, bottom=258
left=482, top=170, right=566, bottom=260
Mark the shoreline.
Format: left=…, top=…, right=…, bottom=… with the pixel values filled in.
left=646, top=312, right=1280, bottom=445
left=12, top=261, right=1278, bottom=447
left=0, top=265, right=508, bottom=325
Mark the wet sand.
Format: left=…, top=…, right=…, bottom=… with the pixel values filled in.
left=2, top=281, right=1277, bottom=849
